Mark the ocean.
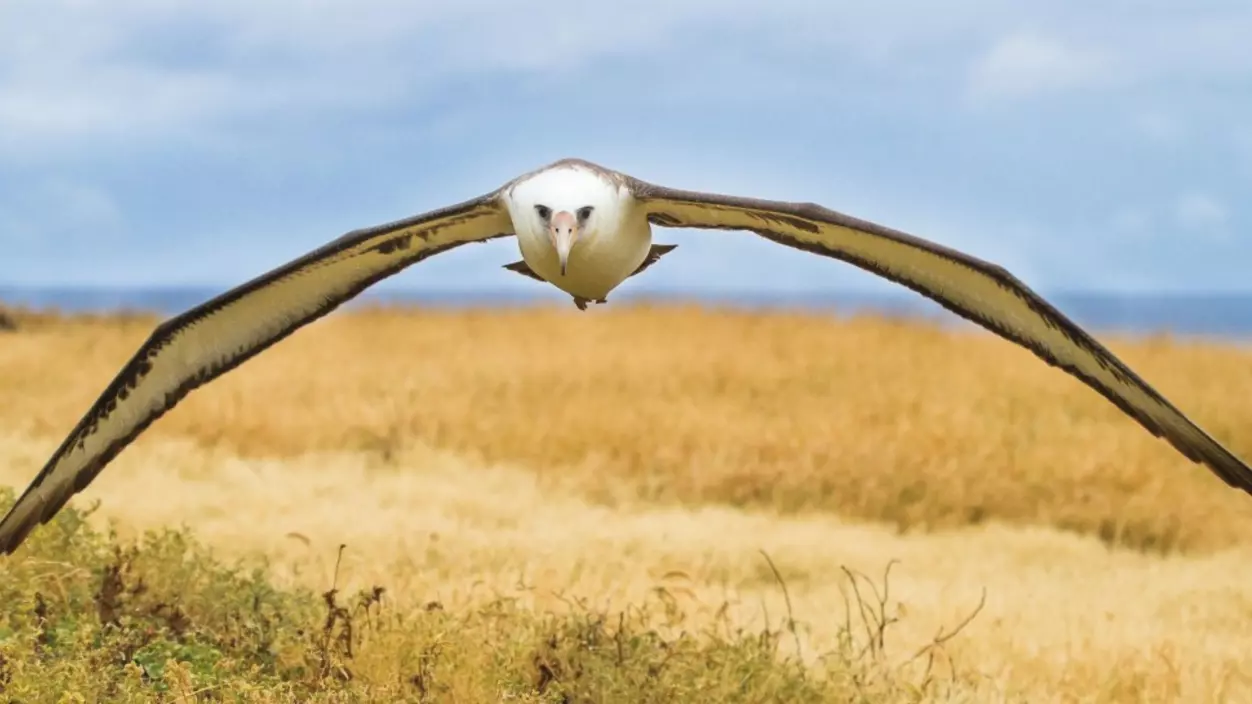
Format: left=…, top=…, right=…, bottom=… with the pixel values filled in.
left=3, top=286, right=1252, bottom=343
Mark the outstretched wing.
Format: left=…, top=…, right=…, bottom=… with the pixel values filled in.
left=629, top=178, right=1252, bottom=495
left=0, top=193, right=513, bottom=554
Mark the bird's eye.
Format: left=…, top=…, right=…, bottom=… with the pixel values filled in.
left=577, top=206, right=594, bottom=220
left=534, top=205, right=551, bottom=219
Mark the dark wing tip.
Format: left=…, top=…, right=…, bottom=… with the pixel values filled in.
left=635, top=183, right=1252, bottom=499
left=0, top=490, right=53, bottom=556
left=0, top=196, right=513, bottom=557
left=0, top=519, right=38, bottom=555
left=1189, top=439, right=1252, bottom=494
left=0, top=461, right=93, bottom=556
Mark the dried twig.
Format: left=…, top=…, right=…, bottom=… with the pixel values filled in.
left=905, top=586, right=987, bottom=687
left=758, top=549, right=802, bottom=660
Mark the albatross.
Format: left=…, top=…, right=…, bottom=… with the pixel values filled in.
left=1, top=157, right=1249, bottom=554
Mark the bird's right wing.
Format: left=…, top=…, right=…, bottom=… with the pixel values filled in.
left=0, top=192, right=513, bottom=554
left=629, top=177, right=1252, bottom=495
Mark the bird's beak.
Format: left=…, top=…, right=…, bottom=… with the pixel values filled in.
left=549, top=210, right=579, bottom=276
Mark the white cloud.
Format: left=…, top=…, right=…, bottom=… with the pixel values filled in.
left=962, top=7, right=1252, bottom=106
left=1109, top=195, right=1231, bottom=242
left=1173, top=192, right=1229, bottom=232
left=0, top=67, right=236, bottom=140
left=965, top=33, right=1114, bottom=103
left=0, top=178, right=125, bottom=250
left=0, top=2, right=1249, bottom=154
left=1131, top=111, right=1186, bottom=144
left=0, top=1, right=839, bottom=154
left=1, top=1, right=1250, bottom=292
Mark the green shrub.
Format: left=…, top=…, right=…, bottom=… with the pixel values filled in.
left=0, top=489, right=972, bottom=702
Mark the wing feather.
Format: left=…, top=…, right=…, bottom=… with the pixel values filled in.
left=630, top=179, right=1252, bottom=494
left=0, top=193, right=513, bottom=554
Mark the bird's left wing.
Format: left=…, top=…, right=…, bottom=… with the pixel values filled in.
left=628, top=177, right=1252, bottom=496
left=0, top=193, right=513, bottom=554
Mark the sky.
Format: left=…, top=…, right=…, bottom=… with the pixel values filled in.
left=0, top=1, right=1249, bottom=295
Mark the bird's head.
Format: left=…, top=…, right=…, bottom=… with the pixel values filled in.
left=505, top=162, right=630, bottom=276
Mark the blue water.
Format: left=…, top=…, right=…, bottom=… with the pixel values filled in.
left=3, top=285, right=1252, bottom=342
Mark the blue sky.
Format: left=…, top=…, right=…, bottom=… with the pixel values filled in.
left=1, top=1, right=1249, bottom=294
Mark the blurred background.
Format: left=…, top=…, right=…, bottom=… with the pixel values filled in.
left=2, top=1, right=1250, bottom=336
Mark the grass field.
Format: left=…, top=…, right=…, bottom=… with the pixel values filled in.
left=2, top=303, right=1252, bottom=701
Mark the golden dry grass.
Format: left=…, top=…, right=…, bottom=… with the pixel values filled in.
left=5, top=304, right=1252, bottom=551
left=4, top=303, right=1252, bottom=701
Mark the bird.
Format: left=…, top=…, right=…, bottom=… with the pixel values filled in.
left=0, top=156, right=1249, bottom=555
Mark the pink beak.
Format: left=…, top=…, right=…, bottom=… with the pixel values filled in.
left=549, top=210, right=579, bottom=276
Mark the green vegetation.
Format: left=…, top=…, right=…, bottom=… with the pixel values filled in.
left=0, top=489, right=971, bottom=702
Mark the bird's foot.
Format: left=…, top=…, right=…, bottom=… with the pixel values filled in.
left=572, top=296, right=609, bottom=311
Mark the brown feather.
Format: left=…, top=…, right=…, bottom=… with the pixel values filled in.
left=0, top=193, right=513, bottom=555
left=502, top=260, right=546, bottom=282
left=627, top=175, right=1252, bottom=496
left=631, top=243, right=678, bottom=276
